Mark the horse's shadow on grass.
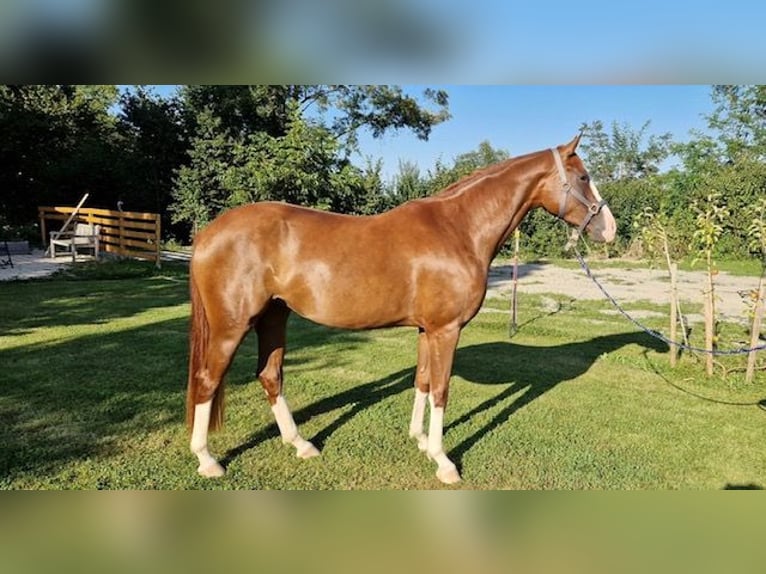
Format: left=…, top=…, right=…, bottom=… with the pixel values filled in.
left=220, top=369, right=413, bottom=467
left=447, top=331, right=666, bottom=472
left=222, top=330, right=667, bottom=473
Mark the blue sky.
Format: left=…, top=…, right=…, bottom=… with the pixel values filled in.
left=356, top=85, right=716, bottom=180
left=146, top=85, right=717, bottom=182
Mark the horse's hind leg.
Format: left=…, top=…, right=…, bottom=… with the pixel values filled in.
left=191, top=399, right=225, bottom=477
left=191, top=326, right=245, bottom=477
left=409, top=329, right=430, bottom=452
left=257, top=300, right=319, bottom=459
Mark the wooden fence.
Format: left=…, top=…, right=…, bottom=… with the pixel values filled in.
left=39, top=206, right=162, bottom=267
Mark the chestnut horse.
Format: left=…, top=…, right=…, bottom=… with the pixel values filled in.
left=186, top=134, right=616, bottom=484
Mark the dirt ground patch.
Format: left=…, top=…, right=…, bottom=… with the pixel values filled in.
left=487, top=260, right=759, bottom=325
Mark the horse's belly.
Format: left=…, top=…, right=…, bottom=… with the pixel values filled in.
left=279, top=277, right=412, bottom=330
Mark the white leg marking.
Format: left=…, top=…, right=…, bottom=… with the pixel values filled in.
left=409, top=388, right=429, bottom=451
left=427, top=394, right=460, bottom=485
left=271, top=395, right=320, bottom=459
left=191, top=400, right=225, bottom=478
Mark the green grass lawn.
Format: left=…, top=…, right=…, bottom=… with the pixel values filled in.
left=1, top=261, right=764, bottom=489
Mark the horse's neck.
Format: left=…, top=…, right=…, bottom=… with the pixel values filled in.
left=438, top=154, right=544, bottom=265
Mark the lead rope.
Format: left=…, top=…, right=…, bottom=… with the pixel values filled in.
left=567, top=236, right=766, bottom=356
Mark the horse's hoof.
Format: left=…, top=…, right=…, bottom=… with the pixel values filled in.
left=436, top=466, right=461, bottom=485
left=296, top=442, right=320, bottom=459
left=198, top=462, right=225, bottom=478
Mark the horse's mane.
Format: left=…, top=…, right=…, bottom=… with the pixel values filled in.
left=429, top=159, right=513, bottom=199
left=428, top=148, right=544, bottom=201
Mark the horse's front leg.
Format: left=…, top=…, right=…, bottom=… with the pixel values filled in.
left=409, top=330, right=430, bottom=452
left=425, top=326, right=461, bottom=485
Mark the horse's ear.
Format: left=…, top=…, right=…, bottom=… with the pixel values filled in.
left=563, top=133, right=582, bottom=155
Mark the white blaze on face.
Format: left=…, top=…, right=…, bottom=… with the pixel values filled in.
left=590, top=182, right=616, bottom=242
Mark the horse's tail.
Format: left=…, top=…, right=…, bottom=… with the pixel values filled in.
left=186, top=267, right=225, bottom=431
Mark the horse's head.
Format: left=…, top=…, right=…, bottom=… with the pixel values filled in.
left=542, top=134, right=616, bottom=243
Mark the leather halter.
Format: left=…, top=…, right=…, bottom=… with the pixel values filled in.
left=550, top=148, right=607, bottom=239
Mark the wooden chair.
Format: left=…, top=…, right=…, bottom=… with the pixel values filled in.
left=50, top=222, right=101, bottom=262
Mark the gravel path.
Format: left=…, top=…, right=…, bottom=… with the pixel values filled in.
left=487, top=260, right=761, bottom=325
left=0, top=250, right=74, bottom=281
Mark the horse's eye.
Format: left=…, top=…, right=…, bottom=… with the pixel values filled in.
left=579, top=174, right=589, bottom=182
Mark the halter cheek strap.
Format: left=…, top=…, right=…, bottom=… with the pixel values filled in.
left=550, top=148, right=607, bottom=239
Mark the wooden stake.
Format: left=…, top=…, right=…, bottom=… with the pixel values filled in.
left=669, top=262, right=678, bottom=367
left=746, top=276, right=765, bottom=383
left=704, top=288, right=714, bottom=376
left=509, top=229, right=520, bottom=337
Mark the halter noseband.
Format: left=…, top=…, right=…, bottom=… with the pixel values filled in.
left=550, top=148, right=607, bottom=244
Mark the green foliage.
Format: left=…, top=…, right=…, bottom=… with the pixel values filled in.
left=746, top=197, right=766, bottom=260
left=227, top=108, right=340, bottom=209
left=518, top=209, right=568, bottom=258
left=680, top=159, right=766, bottom=258
left=116, top=86, right=190, bottom=236
left=0, top=85, right=122, bottom=225
left=351, top=158, right=395, bottom=215
left=632, top=207, right=672, bottom=265
left=170, top=110, right=233, bottom=233
left=171, top=105, right=393, bottom=233
left=671, top=132, right=722, bottom=175
left=1, top=84, right=449, bottom=241
left=579, top=120, right=672, bottom=183
left=708, top=85, right=766, bottom=162
left=423, top=140, right=510, bottom=195
left=390, top=159, right=428, bottom=203
left=599, top=176, right=667, bottom=251
left=691, top=192, right=730, bottom=268
left=326, top=85, right=450, bottom=151
left=169, top=85, right=451, bottom=237
left=741, top=198, right=766, bottom=324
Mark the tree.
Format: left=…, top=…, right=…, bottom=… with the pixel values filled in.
left=170, top=110, right=235, bottom=235
left=170, top=85, right=450, bottom=237
left=116, top=86, right=190, bottom=237
left=391, top=159, right=427, bottom=203
left=691, top=192, right=730, bottom=376
left=579, top=120, right=672, bottom=183
left=352, top=157, right=393, bottom=215
left=577, top=120, right=674, bottom=252
left=226, top=106, right=364, bottom=212
left=0, top=85, right=122, bottom=227
left=708, top=85, right=766, bottom=162
left=179, top=85, right=450, bottom=147
left=424, top=140, right=510, bottom=195
left=744, top=197, right=766, bottom=382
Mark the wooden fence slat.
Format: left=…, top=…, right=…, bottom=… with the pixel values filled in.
left=59, top=214, right=157, bottom=231
left=39, top=206, right=158, bottom=220
left=101, top=237, right=159, bottom=250
left=99, top=228, right=157, bottom=241
left=108, top=247, right=159, bottom=261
